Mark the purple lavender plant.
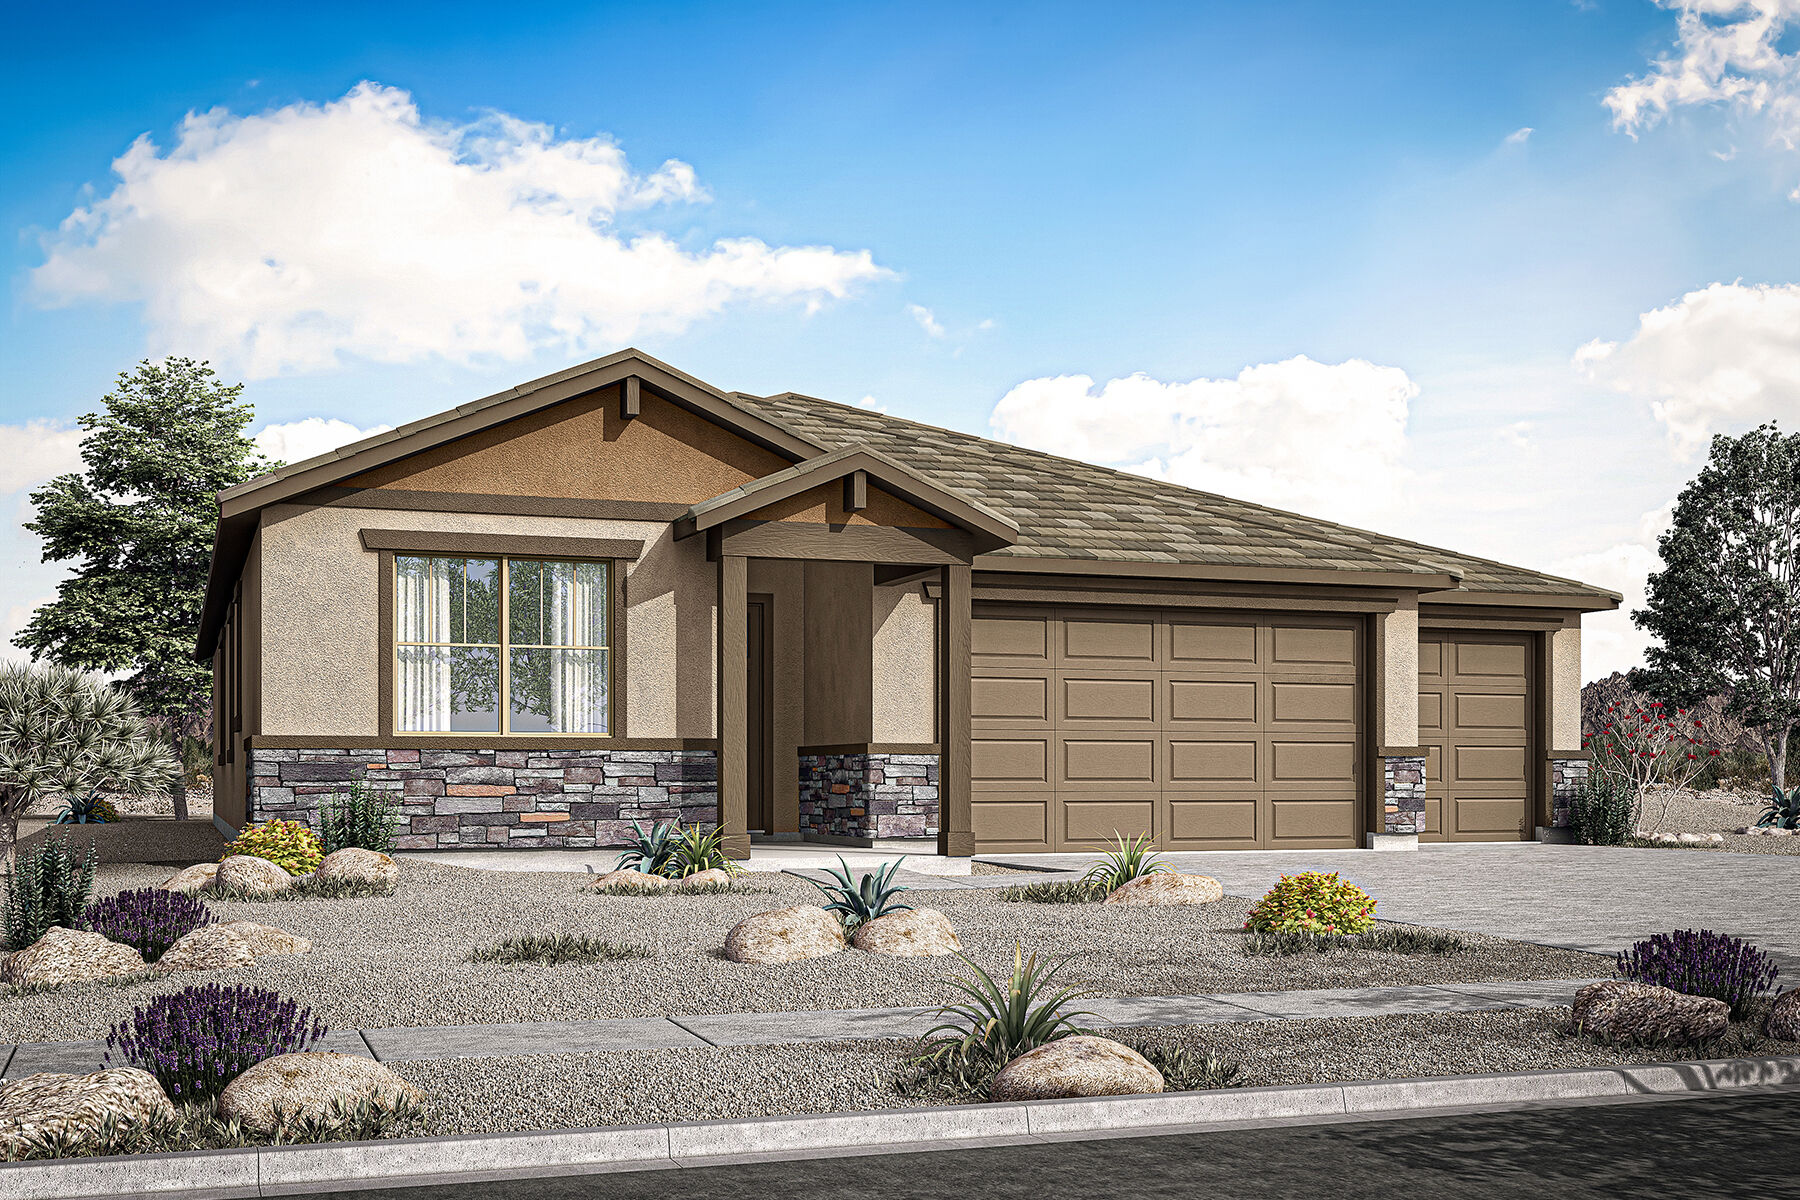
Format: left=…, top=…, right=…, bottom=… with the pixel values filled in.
left=105, top=984, right=328, bottom=1101
left=1616, top=929, right=1779, bottom=1019
left=84, top=888, right=214, bottom=962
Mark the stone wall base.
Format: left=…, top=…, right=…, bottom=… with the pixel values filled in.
left=248, top=747, right=718, bottom=850
left=798, top=752, right=940, bottom=841
left=1382, top=755, right=1427, bottom=836
left=1551, top=758, right=1590, bottom=828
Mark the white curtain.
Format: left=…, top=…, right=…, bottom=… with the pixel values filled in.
left=396, top=558, right=452, bottom=731
left=547, top=561, right=608, bottom=734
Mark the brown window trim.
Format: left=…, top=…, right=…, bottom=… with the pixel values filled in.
left=359, top=529, right=644, bottom=560
left=375, top=548, right=630, bottom=740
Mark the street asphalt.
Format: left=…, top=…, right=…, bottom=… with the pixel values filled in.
left=306, top=1089, right=1800, bottom=1200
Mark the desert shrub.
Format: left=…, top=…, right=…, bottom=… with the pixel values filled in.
left=469, top=933, right=652, bottom=964
left=209, top=873, right=394, bottom=903
left=106, top=983, right=328, bottom=1102
left=1243, top=871, right=1375, bottom=936
left=999, top=879, right=1108, bottom=904
left=1243, top=924, right=1464, bottom=957
left=916, top=944, right=1094, bottom=1069
left=84, top=888, right=214, bottom=962
left=1570, top=768, right=1635, bottom=846
left=222, top=820, right=322, bottom=876
left=1134, top=1042, right=1245, bottom=1090
left=54, top=794, right=120, bottom=825
left=1692, top=746, right=1771, bottom=793
left=2, top=834, right=97, bottom=950
left=1616, top=929, right=1779, bottom=1019
left=318, top=781, right=399, bottom=855
left=614, top=819, right=681, bottom=877
left=669, top=825, right=737, bottom=877
left=1079, top=832, right=1164, bottom=893
left=804, top=856, right=911, bottom=933
left=0, top=1094, right=421, bottom=1161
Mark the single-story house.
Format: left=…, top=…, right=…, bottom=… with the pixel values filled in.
left=197, top=349, right=1618, bottom=857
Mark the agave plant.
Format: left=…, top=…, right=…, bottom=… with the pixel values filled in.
left=917, top=944, right=1096, bottom=1068
left=55, top=793, right=120, bottom=824
left=1079, top=831, right=1166, bottom=894
left=1759, top=785, right=1800, bottom=831
left=804, top=856, right=911, bottom=933
left=669, top=825, right=738, bottom=878
left=613, top=820, right=682, bottom=877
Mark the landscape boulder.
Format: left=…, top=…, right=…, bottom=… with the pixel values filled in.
left=989, top=1035, right=1164, bottom=1102
left=1766, top=989, right=1800, bottom=1041
left=591, top=868, right=669, bottom=892
left=160, top=863, right=219, bottom=894
left=315, top=848, right=399, bottom=889
left=723, top=905, right=845, bottom=963
left=1572, top=980, right=1729, bottom=1045
left=0, top=1068, right=174, bottom=1154
left=153, top=925, right=256, bottom=973
left=213, top=854, right=295, bottom=897
left=2, top=927, right=146, bottom=988
left=851, top=908, right=961, bottom=956
left=674, top=868, right=733, bottom=890
left=216, top=1052, right=424, bottom=1136
left=1103, top=873, right=1224, bottom=906
left=220, top=921, right=313, bottom=958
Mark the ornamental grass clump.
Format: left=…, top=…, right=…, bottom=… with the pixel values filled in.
left=1244, top=871, right=1376, bottom=937
left=84, top=887, right=214, bottom=962
left=1079, top=832, right=1165, bottom=893
left=999, top=879, right=1109, bottom=904
left=916, top=944, right=1095, bottom=1069
left=669, top=825, right=739, bottom=877
left=469, top=933, right=652, bottom=964
left=2, top=833, right=97, bottom=950
left=106, top=983, right=328, bottom=1102
left=222, top=820, right=322, bottom=876
left=1616, top=929, right=1779, bottom=1019
left=318, top=782, right=399, bottom=855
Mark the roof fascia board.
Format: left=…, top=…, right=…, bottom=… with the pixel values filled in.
left=1424, top=589, right=1621, bottom=612
left=972, top=554, right=1459, bottom=591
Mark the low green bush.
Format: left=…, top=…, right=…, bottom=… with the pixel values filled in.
left=469, top=933, right=651, bottom=964
left=1243, top=871, right=1375, bottom=936
left=3, top=834, right=97, bottom=950
left=210, top=873, right=395, bottom=903
left=1570, top=769, right=1635, bottom=846
left=998, top=880, right=1108, bottom=904
left=1243, top=925, right=1465, bottom=957
left=221, top=820, right=322, bottom=876
left=319, top=782, right=400, bottom=855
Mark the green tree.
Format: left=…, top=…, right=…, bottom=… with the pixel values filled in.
left=12, top=358, right=265, bottom=818
left=1633, top=423, right=1800, bottom=792
left=0, top=663, right=176, bottom=861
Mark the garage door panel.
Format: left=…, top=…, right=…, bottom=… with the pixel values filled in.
left=972, top=800, right=1049, bottom=849
left=1060, top=737, right=1156, bottom=785
left=1453, top=796, right=1528, bottom=836
left=1062, top=616, right=1156, bottom=665
left=973, top=613, right=1050, bottom=664
left=1419, top=632, right=1532, bottom=845
left=1455, top=692, right=1527, bottom=730
left=1058, top=797, right=1155, bottom=847
left=1167, top=678, right=1257, bottom=724
left=972, top=736, right=1050, bottom=787
left=1167, top=796, right=1259, bottom=845
left=973, top=675, right=1050, bottom=724
left=1454, top=641, right=1527, bottom=680
left=1167, top=620, right=1259, bottom=667
left=1419, top=692, right=1443, bottom=733
left=1419, top=639, right=1442, bottom=678
left=1271, top=624, right=1358, bottom=669
left=1271, top=740, right=1357, bottom=782
left=1424, top=744, right=1443, bottom=785
left=1059, top=675, right=1156, bottom=725
left=1270, top=799, right=1360, bottom=844
left=1169, top=738, right=1259, bottom=783
left=1453, top=744, right=1527, bottom=783
left=1271, top=681, right=1357, bottom=726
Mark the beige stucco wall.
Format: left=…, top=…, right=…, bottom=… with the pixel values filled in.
left=1377, top=600, right=1419, bottom=748
left=255, top=503, right=716, bottom=738
left=873, top=583, right=936, bottom=743
left=1550, top=625, right=1582, bottom=750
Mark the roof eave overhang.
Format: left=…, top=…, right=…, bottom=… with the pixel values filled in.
left=972, top=554, right=1460, bottom=592
left=1422, top=588, right=1622, bottom=613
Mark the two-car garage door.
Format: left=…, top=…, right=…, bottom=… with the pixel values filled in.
left=970, top=605, right=1364, bottom=853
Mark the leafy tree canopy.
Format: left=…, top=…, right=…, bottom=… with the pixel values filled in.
left=12, top=358, right=266, bottom=743
left=1632, top=422, right=1800, bottom=790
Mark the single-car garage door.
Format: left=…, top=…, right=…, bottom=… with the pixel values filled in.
left=1418, top=631, right=1533, bottom=842
left=971, top=605, right=1364, bottom=852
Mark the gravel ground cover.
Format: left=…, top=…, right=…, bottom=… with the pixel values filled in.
left=0, top=859, right=1607, bottom=1043
left=389, top=1007, right=1800, bottom=1136
left=1634, top=787, right=1800, bottom=856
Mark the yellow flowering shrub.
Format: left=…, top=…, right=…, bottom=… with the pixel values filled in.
left=1244, top=871, right=1375, bottom=936
left=222, top=819, right=323, bottom=876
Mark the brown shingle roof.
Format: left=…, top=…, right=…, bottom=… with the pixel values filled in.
left=733, top=391, right=1617, bottom=601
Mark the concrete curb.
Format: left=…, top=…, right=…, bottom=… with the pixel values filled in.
left=7, top=1055, right=1800, bottom=1199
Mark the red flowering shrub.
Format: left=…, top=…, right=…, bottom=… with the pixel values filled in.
left=1244, top=872, right=1375, bottom=936
left=1584, top=700, right=1720, bottom=796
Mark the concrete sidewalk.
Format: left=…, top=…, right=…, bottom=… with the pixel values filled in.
left=0, top=976, right=1602, bottom=1078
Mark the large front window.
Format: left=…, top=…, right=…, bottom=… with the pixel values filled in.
left=395, top=555, right=611, bottom=734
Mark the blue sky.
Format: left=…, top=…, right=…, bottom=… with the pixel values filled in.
left=6, top=0, right=1800, bottom=678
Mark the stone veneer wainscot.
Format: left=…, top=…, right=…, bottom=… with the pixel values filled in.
left=798, top=752, right=940, bottom=841
left=247, top=747, right=718, bottom=849
left=1381, top=754, right=1427, bottom=836
left=1550, top=757, right=1590, bottom=829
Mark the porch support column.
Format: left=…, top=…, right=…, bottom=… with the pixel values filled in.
left=937, top=562, right=974, bottom=857
left=718, top=553, right=751, bottom=860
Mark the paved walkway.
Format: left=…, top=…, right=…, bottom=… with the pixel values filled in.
left=976, top=843, right=1800, bottom=970
left=0, top=976, right=1601, bottom=1078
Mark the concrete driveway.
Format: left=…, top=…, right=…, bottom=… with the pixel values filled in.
left=978, top=844, right=1800, bottom=972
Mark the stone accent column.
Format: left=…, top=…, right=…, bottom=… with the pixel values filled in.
left=799, top=751, right=940, bottom=842
left=1381, top=755, right=1427, bottom=835
left=1550, top=757, right=1589, bottom=829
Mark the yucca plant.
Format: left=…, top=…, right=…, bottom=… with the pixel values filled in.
left=1759, top=785, right=1800, bottom=831
left=804, top=856, right=911, bottom=933
left=1079, top=831, right=1166, bottom=893
left=669, top=824, right=738, bottom=877
left=0, top=663, right=176, bottom=864
left=614, top=819, right=682, bottom=877
left=917, top=944, right=1096, bottom=1068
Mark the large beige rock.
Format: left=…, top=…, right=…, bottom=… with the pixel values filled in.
left=153, top=925, right=255, bottom=973
left=1766, top=989, right=1800, bottom=1041
left=2, top=926, right=146, bottom=988
left=213, top=854, right=294, bottom=896
left=989, top=1035, right=1164, bottom=1102
left=1103, top=873, right=1224, bottom=906
left=1573, top=980, right=1729, bottom=1045
left=216, top=1052, right=424, bottom=1136
left=316, top=848, right=399, bottom=888
left=591, top=868, right=669, bottom=892
left=674, top=868, right=733, bottom=890
left=160, top=863, right=219, bottom=894
left=852, top=908, right=961, bottom=957
left=220, top=921, right=313, bottom=957
left=0, top=1068, right=174, bottom=1154
left=723, top=905, right=845, bottom=963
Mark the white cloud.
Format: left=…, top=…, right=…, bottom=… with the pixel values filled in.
left=989, top=355, right=1419, bottom=530
left=1575, top=281, right=1800, bottom=455
left=906, top=304, right=946, bottom=338
left=253, top=417, right=392, bottom=467
left=854, top=395, right=887, bottom=413
left=0, top=421, right=85, bottom=493
left=1549, top=503, right=1674, bottom=681
left=32, top=82, right=891, bottom=378
left=1606, top=0, right=1800, bottom=145
left=1503, top=126, right=1534, bottom=145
